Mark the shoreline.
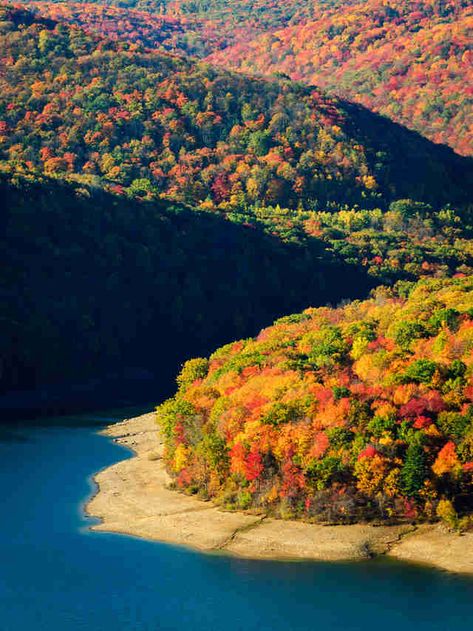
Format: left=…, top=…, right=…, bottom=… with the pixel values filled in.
left=86, top=413, right=473, bottom=574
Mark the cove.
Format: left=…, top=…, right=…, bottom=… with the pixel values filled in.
left=1, top=411, right=472, bottom=631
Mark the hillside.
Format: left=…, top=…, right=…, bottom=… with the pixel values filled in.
left=22, top=1, right=359, bottom=57
left=158, top=276, right=473, bottom=526
left=23, top=1, right=473, bottom=155
left=26, top=0, right=342, bottom=40
left=0, top=168, right=377, bottom=408
left=23, top=0, right=319, bottom=57
left=239, top=201, right=473, bottom=283
left=23, top=1, right=227, bottom=56
left=208, top=0, right=473, bottom=156
left=2, top=160, right=471, bottom=410
left=1, top=6, right=472, bottom=212
left=1, top=4, right=472, bottom=416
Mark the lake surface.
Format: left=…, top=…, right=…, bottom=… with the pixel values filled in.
left=1, top=411, right=473, bottom=631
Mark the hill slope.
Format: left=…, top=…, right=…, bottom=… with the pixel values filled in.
left=23, top=1, right=227, bottom=56
left=1, top=6, right=472, bottom=210
left=23, top=0, right=473, bottom=155
left=25, top=0, right=344, bottom=45
left=208, top=0, right=473, bottom=156
left=158, top=276, right=473, bottom=525
left=0, top=168, right=375, bottom=406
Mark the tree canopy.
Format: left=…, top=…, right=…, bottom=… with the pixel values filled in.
left=158, top=276, right=473, bottom=525
left=1, top=6, right=472, bottom=212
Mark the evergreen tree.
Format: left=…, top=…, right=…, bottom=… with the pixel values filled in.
left=401, top=436, right=427, bottom=497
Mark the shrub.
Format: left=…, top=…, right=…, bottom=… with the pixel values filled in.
left=436, top=499, right=458, bottom=530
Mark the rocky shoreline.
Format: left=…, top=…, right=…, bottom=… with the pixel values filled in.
left=87, top=412, right=473, bottom=573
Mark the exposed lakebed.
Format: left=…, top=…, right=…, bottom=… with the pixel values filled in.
left=1, top=411, right=472, bottom=631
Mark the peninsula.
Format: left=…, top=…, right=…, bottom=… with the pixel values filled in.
left=87, top=412, right=473, bottom=574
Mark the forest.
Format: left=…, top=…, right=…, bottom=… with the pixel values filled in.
left=1, top=6, right=472, bottom=212
left=0, top=167, right=376, bottom=406
left=22, top=1, right=228, bottom=56
left=237, top=201, right=473, bottom=283
left=22, top=0, right=473, bottom=156
left=0, top=5, right=472, bottom=410
left=0, top=1, right=472, bottom=531
left=3, top=153, right=472, bottom=411
left=22, top=0, right=356, bottom=58
left=210, top=0, right=473, bottom=156
left=158, top=276, right=473, bottom=527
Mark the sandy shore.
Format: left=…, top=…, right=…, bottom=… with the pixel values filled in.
left=87, top=413, right=473, bottom=573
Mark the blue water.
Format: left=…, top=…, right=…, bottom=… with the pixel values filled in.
left=1, top=412, right=473, bottom=631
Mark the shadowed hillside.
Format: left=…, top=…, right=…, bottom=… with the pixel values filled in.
left=0, top=171, right=375, bottom=415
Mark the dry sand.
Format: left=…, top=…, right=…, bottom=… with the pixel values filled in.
left=87, top=412, right=473, bottom=573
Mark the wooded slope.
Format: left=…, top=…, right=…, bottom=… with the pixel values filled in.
left=159, top=276, right=473, bottom=526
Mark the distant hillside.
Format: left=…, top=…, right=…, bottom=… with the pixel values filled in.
left=158, top=276, right=473, bottom=526
left=23, top=1, right=226, bottom=56
left=1, top=6, right=472, bottom=211
left=26, top=0, right=345, bottom=38
left=20, top=0, right=349, bottom=57
left=22, top=1, right=473, bottom=155
left=208, top=0, right=473, bottom=156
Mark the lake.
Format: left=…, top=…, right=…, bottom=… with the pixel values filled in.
left=1, top=410, right=472, bottom=631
